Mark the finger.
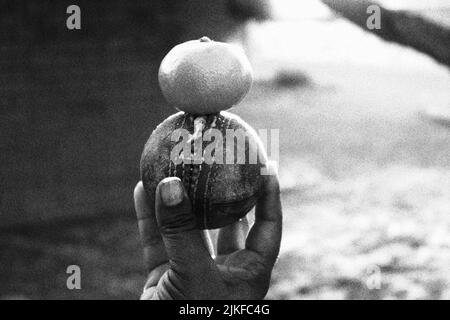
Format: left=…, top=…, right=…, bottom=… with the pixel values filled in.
left=143, top=263, right=169, bottom=289
left=246, top=171, right=282, bottom=266
left=155, top=177, right=217, bottom=280
left=140, top=287, right=156, bottom=300
left=201, top=230, right=216, bottom=257
left=217, top=217, right=249, bottom=256
left=134, top=181, right=168, bottom=271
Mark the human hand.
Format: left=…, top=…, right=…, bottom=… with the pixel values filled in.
left=134, top=172, right=282, bottom=300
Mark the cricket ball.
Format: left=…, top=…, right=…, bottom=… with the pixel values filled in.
left=140, top=111, right=267, bottom=229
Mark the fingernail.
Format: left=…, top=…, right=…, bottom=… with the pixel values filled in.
left=160, top=177, right=184, bottom=207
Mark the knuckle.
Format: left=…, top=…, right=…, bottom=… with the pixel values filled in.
left=158, top=209, right=197, bottom=234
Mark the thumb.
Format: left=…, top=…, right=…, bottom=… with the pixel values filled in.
left=155, top=177, right=215, bottom=278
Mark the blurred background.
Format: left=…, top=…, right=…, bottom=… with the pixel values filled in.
left=1, top=0, right=449, bottom=299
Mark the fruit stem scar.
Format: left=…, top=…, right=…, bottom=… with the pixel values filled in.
left=189, top=116, right=207, bottom=143
left=200, top=36, right=212, bottom=42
